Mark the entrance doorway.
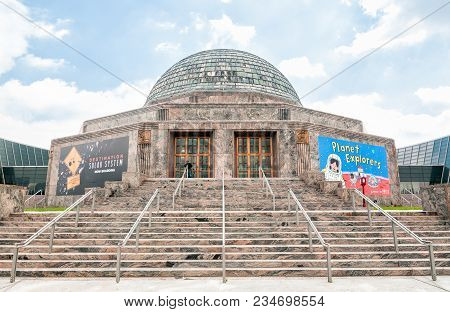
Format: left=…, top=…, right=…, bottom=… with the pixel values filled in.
left=173, top=134, right=212, bottom=178
left=235, top=132, right=275, bottom=178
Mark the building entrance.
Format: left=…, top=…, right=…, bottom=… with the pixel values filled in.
left=235, top=132, right=274, bottom=178
left=174, top=135, right=211, bottom=178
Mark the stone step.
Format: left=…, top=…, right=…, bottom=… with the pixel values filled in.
left=1, top=225, right=448, bottom=236
left=5, top=215, right=444, bottom=225
left=1, top=250, right=449, bottom=261
left=1, top=220, right=446, bottom=228
left=2, top=243, right=450, bottom=254
left=2, top=237, right=450, bottom=247
left=2, top=258, right=449, bottom=270
left=1, top=267, right=448, bottom=278
left=11, top=210, right=440, bottom=218
left=3, top=230, right=450, bottom=240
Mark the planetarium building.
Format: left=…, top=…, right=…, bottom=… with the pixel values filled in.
left=45, top=49, right=400, bottom=204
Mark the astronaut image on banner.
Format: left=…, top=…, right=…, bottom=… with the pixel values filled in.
left=322, top=153, right=346, bottom=188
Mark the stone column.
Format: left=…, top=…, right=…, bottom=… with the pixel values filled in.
left=214, top=129, right=234, bottom=178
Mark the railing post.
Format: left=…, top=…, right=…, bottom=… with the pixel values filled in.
left=222, top=168, right=227, bottom=283
left=10, top=245, right=19, bottom=283
left=288, top=192, right=291, bottom=212
left=272, top=195, right=275, bottom=211
left=391, top=221, right=399, bottom=254
left=148, top=209, right=152, bottom=228
left=49, top=223, right=56, bottom=253
left=307, top=224, right=313, bottom=253
left=351, top=192, right=356, bottom=212
left=367, top=205, right=372, bottom=226
left=179, top=183, right=182, bottom=197
left=135, top=223, right=141, bottom=250
left=172, top=194, right=175, bottom=210
left=157, top=192, right=160, bottom=213
left=115, top=245, right=122, bottom=283
left=75, top=205, right=80, bottom=227
left=326, top=245, right=332, bottom=283
left=428, top=243, right=437, bottom=281
left=91, top=188, right=96, bottom=213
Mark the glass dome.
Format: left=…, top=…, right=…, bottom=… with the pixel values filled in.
left=145, top=49, right=300, bottom=105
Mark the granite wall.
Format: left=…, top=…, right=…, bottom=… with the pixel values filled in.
left=47, top=91, right=399, bottom=204
left=0, top=185, right=26, bottom=219
left=420, top=184, right=450, bottom=221
left=82, top=92, right=363, bottom=133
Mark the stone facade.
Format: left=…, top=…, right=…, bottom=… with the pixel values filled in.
left=420, top=184, right=450, bottom=221
left=46, top=92, right=400, bottom=205
left=0, top=185, right=26, bottom=219
left=45, top=50, right=400, bottom=205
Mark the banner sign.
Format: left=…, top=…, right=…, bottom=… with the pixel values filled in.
left=56, top=136, right=129, bottom=195
left=318, top=136, right=390, bottom=196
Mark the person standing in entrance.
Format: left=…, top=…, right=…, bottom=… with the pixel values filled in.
left=184, top=161, right=193, bottom=178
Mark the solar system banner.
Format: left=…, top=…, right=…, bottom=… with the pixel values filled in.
left=56, top=136, right=129, bottom=195
left=318, top=136, right=390, bottom=196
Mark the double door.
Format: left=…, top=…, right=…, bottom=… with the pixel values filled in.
left=236, top=134, right=273, bottom=178
left=174, top=136, right=211, bottom=178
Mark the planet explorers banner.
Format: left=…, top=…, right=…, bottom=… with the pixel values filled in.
left=56, top=136, right=129, bottom=195
left=318, top=136, right=390, bottom=196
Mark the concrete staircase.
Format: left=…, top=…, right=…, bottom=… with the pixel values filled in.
left=0, top=178, right=449, bottom=279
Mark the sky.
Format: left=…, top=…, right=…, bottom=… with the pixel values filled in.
left=0, top=0, right=449, bottom=149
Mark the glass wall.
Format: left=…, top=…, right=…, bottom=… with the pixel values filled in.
left=0, top=138, right=49, bottom=194
left=397, top=136, right=450, bottom=190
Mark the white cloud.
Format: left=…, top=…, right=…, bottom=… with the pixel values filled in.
left=154, top=21, right=176, bottom=30
left=179, top=26, right=189, bottom=34
left=21, top=54, right=65, bottom=69
left=190, top=12, right=206, bottom=31
left=206, top=14, right=255, bottom=49
left=0, top=78, right=154, bottom=148
left=308, top=93, right=450, bottom=147
left=0, top=0, right=70, bottom=75
left=154, top=42, right=181, bottom=53
left=415, top=86, right=450, bottom=104
left=358, top=0, right=391, bottom=17
left=335, top=3, right=428, bottom=56
left=220, top=0, right=232, bottom=3
left=279, top=57, right=326, bottom=79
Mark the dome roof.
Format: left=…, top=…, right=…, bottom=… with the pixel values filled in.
left=145, top=49, right=300, bottom=105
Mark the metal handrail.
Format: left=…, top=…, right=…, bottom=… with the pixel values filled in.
left=400, top=195, right=412, bottom=207
left=221, top=169, right=227, bottom=283
left=172, top=167, right=187, bottom=209
left=403, top=188, right=422, bottom=206
left=10, top=188, right=97, bottom=283
left=259, top=167, right=275, bottom=211
left=288, top=189, right=332, bottom=283
left=352, top=188, right=436, bottom=281
left=33, top=196, right=46, bottom=208
left=24, top=189, right=42, bottom=204
left=116, top=189, right=160, bottom=283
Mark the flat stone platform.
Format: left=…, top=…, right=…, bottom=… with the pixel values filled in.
left=1, top=276, right=449, bottom=292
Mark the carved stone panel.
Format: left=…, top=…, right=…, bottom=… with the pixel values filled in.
left=138, top=130, right=151, bottom=145
left=296, top=129, right=309, bottom=145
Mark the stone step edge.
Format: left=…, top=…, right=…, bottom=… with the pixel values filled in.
left=3, top=258, right=448, bottom=263
left=1, top=250, right=449, bottom=256
left=2, top=243, right=450, bottom=248
left=1, top=267, right=447, bottom=272
left=3, top=230, right=449, bottom=236
left=0, top=238, right=450, bottom=246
